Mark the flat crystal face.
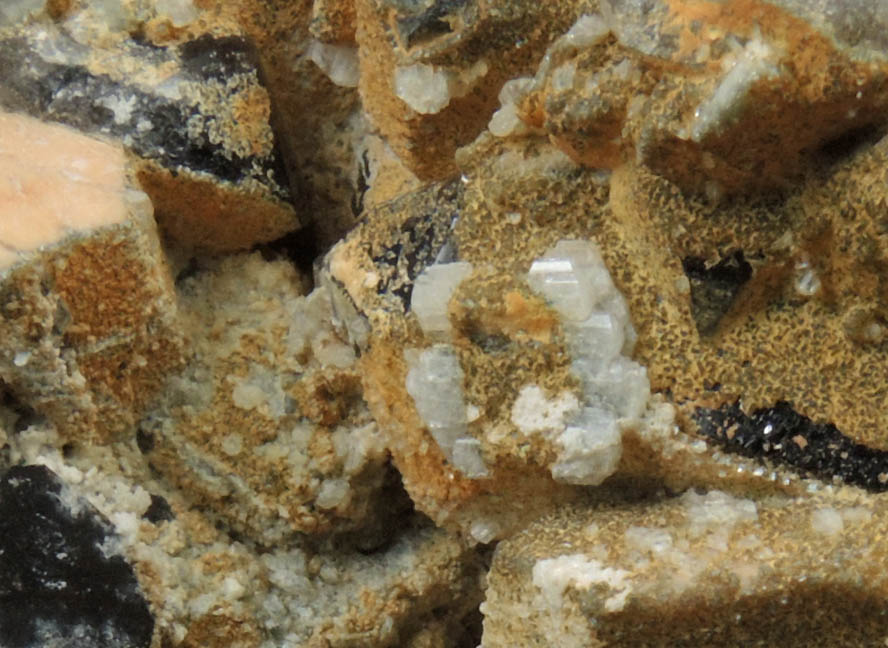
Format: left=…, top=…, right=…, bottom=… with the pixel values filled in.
left=411, top=261, right=473, bottom=336
left=405, top=344, right=472, bottom=464
left=527, top=239, right=614, bottom=322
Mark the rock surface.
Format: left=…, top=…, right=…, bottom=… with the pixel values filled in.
left=4, top=1, right=888, bottom=647
left=0, top=111, right=184, bottom=444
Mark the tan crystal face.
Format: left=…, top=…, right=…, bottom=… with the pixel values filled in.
left=0, top=112, right=126, bottom=268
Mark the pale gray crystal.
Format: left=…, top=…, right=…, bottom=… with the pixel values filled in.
left=405, top=344, right=468, bottom=461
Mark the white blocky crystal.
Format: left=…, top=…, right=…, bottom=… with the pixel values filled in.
left=528, top=240, right=615, bottom=322
left=527, top=239, right=651, bottom=486
left=551, top=407, right=622, bottom=485
left=411, top=261, right=473, bottom=337
left=306, top=39, right=360, bottom=88
left=453, top=437, right=489, bottom=479
left=532, top=554, right=632, bottom=613
left=394, top=63, right=452, bottom=114
left=576, top=356, right=650, bottom=420
left=569, top=311, right=625, bottom=372
left=690, top=34, right=780, bottom=142
left=405, top=344, right=468, bottom=461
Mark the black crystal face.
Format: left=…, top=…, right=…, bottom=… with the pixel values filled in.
left=179, top=35, right=257, bottom=81
left=0, top=29, right=290, bottom=199
left=395, top=0, right=472, bottom=49
left=0, top=465, right=154, bottom=648
left=371, top=180, right=463, bottom=308
left=694, top=400, right=888, bottom=491
left=682, top=250, right=753, bottom=336
left=143, top=494, right=175, bottom=524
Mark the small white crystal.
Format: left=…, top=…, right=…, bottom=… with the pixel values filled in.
left=452, top=437, right=489, bottom=478
left=811, top=507, right=844, bottom=537
left=405, top=344, right=468, bottom=460
left=691, top=35, right=780, bottom=142
left=563, top=14, right=610, bottom=48
left=498, top=77, right=534, bottom=106
left=306, top=39, right=360, bottom=88
left=569, top=311, right=624, bottom=371
left=316, top=478, right=349, bottom=509
left=394, top=63, right=452, bottom=114
left=682, top=490, right=758, bottom=537
left=13, top=351, right=31, bottom=367
left=489, top=104, right=525, bottom=138
left=577, top=356, right=650, bottom=420
left=533, top=554, right=632, bottom=612
left=510, top=385, right=579, bottom=435
left=411, top=261, right=473, bottom=337
left=527, top=240, right=615, bottom=322
left=551, top=407, right=622, bottom=485
left=469, top=518, right=500, bottom=544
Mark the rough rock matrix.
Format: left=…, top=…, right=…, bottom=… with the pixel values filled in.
left=3, top=1, right=888, bottom=647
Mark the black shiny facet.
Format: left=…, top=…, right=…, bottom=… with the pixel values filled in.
left=0, top=465, right=154, bottom=648
left=694, top=400, right=888, bottom=491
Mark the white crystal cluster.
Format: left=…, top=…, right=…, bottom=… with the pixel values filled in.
left=405, top=345, right=488, bottom=478
left=394, top=59, right=489, bottom=115
left=527, top=239, right=649, bottom=485
left=489, top=14, right=611, bottom=138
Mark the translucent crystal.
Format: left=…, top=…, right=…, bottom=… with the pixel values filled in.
left=394, top=63, right=452, bottom=114
left=551, top=407, right=621, bottom=485
left=568, top=311, right=625, bottom=372
left=452, top=437, right=489, bottom=479
left=577, top=356, right=649, bottom=420
left=527, top=240, right=614, bottom=322
left=405, top=345, right=467, bottom=460
left=411, top=261, right=473, bottom=337
left=306, top=39, right=360, bottom=88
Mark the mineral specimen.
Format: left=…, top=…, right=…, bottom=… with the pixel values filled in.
left=0, top=464, right=154, bottom=648
left=0, top=111, right=184, bottom=444
left=4, top=0, right=888, bottom=646
left=139, top=253, right=390, bottom=543
left=483, top=487, right=888, bottom=647
left=0, top=18, right=298, bottom=252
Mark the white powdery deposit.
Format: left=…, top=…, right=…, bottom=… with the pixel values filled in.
left=681, top=489, right=758, bottom=538
left=527, top=239, right=650, bottom=485
left=411, top=261, right=473, bottom=337
left=533, top=554, right=632, bottom=613
left=405, top=344, right=488, bottom=478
